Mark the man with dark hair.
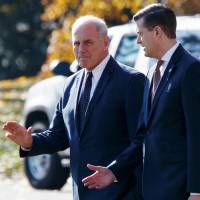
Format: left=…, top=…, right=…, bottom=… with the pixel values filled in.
left=82, top=4, right=200, bottom=200
left=133, top=3, right=176, bottom=39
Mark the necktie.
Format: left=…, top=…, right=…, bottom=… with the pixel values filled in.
left=151, top=60, right=164, bottom=100
left=77, top=72, right=93, bottom=132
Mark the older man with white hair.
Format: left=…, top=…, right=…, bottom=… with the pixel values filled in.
left=3, top=15, right=145, bottom=200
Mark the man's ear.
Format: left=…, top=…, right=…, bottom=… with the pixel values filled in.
left=154, top=25, right=163, bottom=37
left=103, top=36, right=110, bottom=49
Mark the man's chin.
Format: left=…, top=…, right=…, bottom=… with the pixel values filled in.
left=79, top=64, right=95, bottom=70
left=143, top=50, right=152, bottom=58
left=144, top=51, right=149, bottom=57
left=142, top=48, right=148, bottom=56
left=79, top=61, right=88, bottom=68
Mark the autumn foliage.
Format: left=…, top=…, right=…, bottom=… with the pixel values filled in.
left=40, top=0, right=156, bottom=65
left=40, top=0, right=200, bottom=67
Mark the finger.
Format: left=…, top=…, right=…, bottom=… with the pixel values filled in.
left=5, top=131, right=12, bottom=138
left=82, top=173, right=98, bottom=183
left=83, top=178, right=96, bottom=186
left=87, top=183, right=105, bottom=190
left=95, top=184, right=104, bottom=189
left=87, top=164, right=103, bottom=172
left=82, top=173, right=97, bottom=183
left=88, top=183, right=99, bottom=189
left=5, top=132, right=16, bottom=141
left=2, top=123, right=6, bottom=130
left=5, top=130, right=17, bottom=137
left=3, top=121, right=18, bottom=132
left=4, top=121, right=18, bottom=128
left=2, top=123, right=11, bottom=131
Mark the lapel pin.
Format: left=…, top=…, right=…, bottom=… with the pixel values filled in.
left=167, top=83, right=172, bottom=91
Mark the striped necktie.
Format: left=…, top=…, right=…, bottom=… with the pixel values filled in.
left=151, top=60, right=164, bottom=100
left=77, top=72, right=93, bottom=132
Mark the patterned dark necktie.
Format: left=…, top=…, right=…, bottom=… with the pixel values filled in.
left=77, top=72, right=93, bottom=132
left=151, top=60, right=164, bottom=100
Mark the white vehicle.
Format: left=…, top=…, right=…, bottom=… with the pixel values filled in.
left=22, top=61, right=78, bottom=189
left=22, top=15, right=200, bottom=190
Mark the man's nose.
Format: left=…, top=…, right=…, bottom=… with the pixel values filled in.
left=136, top=36, right=141, bottom=44
left=78, top=43, right=86, bottom=52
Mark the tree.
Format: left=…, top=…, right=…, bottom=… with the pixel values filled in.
left=41, top=0, right=200, bottom=66
left=165, top=0, right=200, bottom=15
left=2, top=0, right=198, bottom=78
left=0, top=0, right=50, bottom=79
left=41, top=0, right=157, bottom=65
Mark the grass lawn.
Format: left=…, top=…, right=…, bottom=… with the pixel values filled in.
left=0, top=76, right=43, bottom=176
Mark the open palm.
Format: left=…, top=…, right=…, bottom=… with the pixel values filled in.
left=82, top=164, right=116, bottom=189
left=3, top=121, right=33, bottom=148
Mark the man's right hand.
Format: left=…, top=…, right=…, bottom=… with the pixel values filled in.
left=82, top=164, right=116, bottom=189
left=3, top=121, right=33, bottom=148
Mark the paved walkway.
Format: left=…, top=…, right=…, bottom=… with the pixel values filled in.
left=0, top=174, right=72, bottom=200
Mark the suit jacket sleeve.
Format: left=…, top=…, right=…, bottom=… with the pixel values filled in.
left=181, top=61, right=200, bottom=192
left=20, top=97, right=69, bottom=157
left=108, top=72, right=146, bottom=181
left=108, top=123, right=145, bottom=181
left=125, top=72, right=145, bottom=141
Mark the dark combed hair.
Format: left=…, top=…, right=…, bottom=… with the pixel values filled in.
left=133, top=3, right=176, bottom=39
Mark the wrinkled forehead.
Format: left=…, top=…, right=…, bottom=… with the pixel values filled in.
left=72, top=23, right=100, bottom=41
left=73, top=22, right=98, bottom=35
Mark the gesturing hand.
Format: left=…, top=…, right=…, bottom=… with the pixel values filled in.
left=3, top=121, right=33, bottom=148
left=82, top=164, right=116, bottom=189
left=188, top=195, right=200, bottom=200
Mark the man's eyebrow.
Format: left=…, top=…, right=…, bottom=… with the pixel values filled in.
left=84, top=39, right=93, bottom=42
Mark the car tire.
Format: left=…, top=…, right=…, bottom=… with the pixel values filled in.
left=24, top=120, right=70, bottom=190
left=24, top=153, right=70, bottom=190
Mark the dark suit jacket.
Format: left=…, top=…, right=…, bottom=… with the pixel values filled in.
left=109, top=45, right=200, bottom=200
left=20, top=56, right=145, bottom=200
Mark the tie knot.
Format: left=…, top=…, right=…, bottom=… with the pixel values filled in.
left=155, top=60, right=164, bottom=71
left=86, top=71, right=93, bottom=79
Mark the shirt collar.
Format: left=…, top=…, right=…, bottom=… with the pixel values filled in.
left=158, top=42, right=179, bottom=76
left=161, top=42, right=180, bottom=63
left=84, top=54, right=110, bottom=83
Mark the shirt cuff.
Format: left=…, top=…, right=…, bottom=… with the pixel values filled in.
left=114, top=178, right=118, bottom=183
left=21, top=146, right=31, bottom=151
left=106, top=161, right=118, bottom=182
left=191, top=193, right=200, bottom=195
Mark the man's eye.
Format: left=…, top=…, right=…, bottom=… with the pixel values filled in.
left=85, top=41, right=93, bottom=45
left=74, top=42, right=79, bottom=46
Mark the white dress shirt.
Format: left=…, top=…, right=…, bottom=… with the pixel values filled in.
left=158, top=42, right=179, bottom=79
left=80, top=54, right=110, bottom=101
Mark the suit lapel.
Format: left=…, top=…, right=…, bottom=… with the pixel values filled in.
left=148, top=62, right=176, bottom=120
left=79, top=57, right=115, bottom=136
left=73, top=70, right=84, bottom=134
left=143, top=66, right=155, bottom=125
left=147, top=44, right=183, bottom=124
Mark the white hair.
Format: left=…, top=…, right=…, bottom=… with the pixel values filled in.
left=72, top=15, right=108, bottom=37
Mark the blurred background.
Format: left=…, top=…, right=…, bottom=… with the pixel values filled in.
left=0, top=0, right=200, bottom=198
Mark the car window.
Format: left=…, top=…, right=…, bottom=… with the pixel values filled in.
left=177, top=30, right=200, bottom=58
left=115, top=34, right=139, bottom=67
